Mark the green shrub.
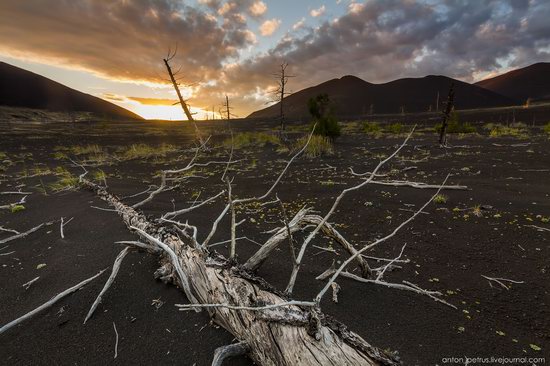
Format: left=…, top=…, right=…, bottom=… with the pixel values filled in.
left=435, top=112, right=476, bottom=134
left=308, top=94, right=341, bottom=138
left=543, top=122, right=550, bottom=135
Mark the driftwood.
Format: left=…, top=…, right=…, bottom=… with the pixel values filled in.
left=78, top=177, right=398, bottom=365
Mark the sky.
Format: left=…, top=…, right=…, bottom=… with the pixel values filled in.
left=1, top=0, right=549, bottom=120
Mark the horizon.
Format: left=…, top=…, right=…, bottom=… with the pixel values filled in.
left=1, top=0, right=549, bottom=120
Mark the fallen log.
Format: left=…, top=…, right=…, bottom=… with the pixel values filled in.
left=79, top=178, right=398, bottom=365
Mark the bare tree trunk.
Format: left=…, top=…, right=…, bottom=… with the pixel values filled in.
left=438, top=83, right=455, bottom=146
left=79, top=178, right=398, bottom=366
left=163, top=58, right=194, bottom=122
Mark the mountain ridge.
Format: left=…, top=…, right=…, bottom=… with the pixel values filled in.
left=0, top=62, right=142, bottom=120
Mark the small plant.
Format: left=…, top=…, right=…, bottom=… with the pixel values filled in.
left=543, top=122, right=550, bottom=136
left=362, top=121, right=382, bottom=136
left=11, top=204, right=25, bottom=213
left=385, top=123, right=404, bottom=134
left=433, top=194, right=448, bottom=204
left=471, top=205, right=483, bottom=217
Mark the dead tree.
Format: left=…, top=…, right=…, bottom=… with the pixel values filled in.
left=221, top=95, right=237, bottom=121
left=438, top=83, right=455, bottom=146
left=163, top=47, right=204, bottom=143
left=270, top=61, right=294, bottom=132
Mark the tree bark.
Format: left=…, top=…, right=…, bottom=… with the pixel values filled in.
left=80, top=179, right=398, bottom=366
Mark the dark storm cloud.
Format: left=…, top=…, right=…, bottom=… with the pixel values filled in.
left=0, top=0, right=255, bottom=85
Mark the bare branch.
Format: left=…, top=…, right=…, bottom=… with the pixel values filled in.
left=0, top=269, right=106, bottom=334
left=212, top=342, right=250, bottom=366
left=84, top=247, right=131, bottom=324
left=286, top=127, right=416, bottom=295
left=0, top=223, right=46, bottom=245
left=315, top=173, right=449, bottom=304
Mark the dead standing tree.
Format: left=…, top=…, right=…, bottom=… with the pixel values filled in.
left=438, top=83, right=455, bottom=146
left=163, top=46, right=204, bottom=143
left=270, top=61, right=294, bottom=132
left=220, top=95, right=238, bottom=121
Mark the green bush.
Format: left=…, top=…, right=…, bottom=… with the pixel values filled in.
left=308, top=94, right=340, bottom=138
left=543, top=122, right=550, bottom=135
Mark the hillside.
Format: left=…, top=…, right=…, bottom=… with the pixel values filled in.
left=0, top=62, right=142, bottom=120
left=248, top=74, right=517, bottom=120
left=475, top=62, right=550, bottom=103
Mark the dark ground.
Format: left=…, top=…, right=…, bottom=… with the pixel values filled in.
left=0, top=119, right=548, bottom=365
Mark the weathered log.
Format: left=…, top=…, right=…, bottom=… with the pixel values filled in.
left=80, top=178, right=398, bottom=366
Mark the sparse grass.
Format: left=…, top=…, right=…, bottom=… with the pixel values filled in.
left=52, top=152, right=68, bottom=160
left=384, top=123, right=405, bottom=135
left=223, top=132, right=281, bottom=149
left=362, top=121, right=382, bottom=136
left=121, top=143, right=178, bottom=159
left=49, top=167, right=79, bottom=191
left=294, top=135, right=334, bottom=158
left=484, top=123, right=528, bottom=138
left=11, top=204, right=26, bottom=213
left=70, top=144, right=103, bottom=155
left=435, top=121, right=477, bottom=134
left=433, top=194, right=448, bottom=204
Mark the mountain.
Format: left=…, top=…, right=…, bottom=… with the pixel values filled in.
left=0, top=62, right=142, bottom=120
left=248, top=74, right=516, bottom=120
left=475, top=62, right=550, bottom=103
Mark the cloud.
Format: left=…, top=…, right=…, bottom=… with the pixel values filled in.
left=249, top=1, right=267, bottom=16
left=259, top=18, right=281, bottom=36
left=293, top=17, right=306, bottom=30
left=310, top=5, right=326, bottom=17
left=127, top=97, right=178, bottom=106
left=0, top=0, right=255, bottom=87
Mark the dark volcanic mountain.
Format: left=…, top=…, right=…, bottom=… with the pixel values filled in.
left=0, top=62, right=142, bottom=120
left=475, top=62, right=550, bottom=103
left=248, top=74, right=516, bottom=120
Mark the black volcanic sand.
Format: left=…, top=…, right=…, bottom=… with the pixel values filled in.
left=0, top=120, right=548, bottom=365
